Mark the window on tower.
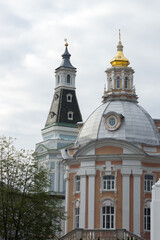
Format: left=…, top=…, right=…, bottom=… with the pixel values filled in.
left=67, top=94, right=72, bottom=102
left=109, top=77, right=112, bottom=89
left=125, top=76, right=128, bottom=89
left=116, top=76, right=120, bottom=89
left=144, top=175, right=154, bottom=192
left=57, top=75, right=60, bottom=84
left=103, top=175, right=115, bottom=190
left=66, top=74, right=71, bottom=85
left=68, top=111, right=73, bottom=120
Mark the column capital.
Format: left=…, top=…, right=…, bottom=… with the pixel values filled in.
left=78, top=169, right=86, bottom=176
left=87, top=169, right=96, bottom=176
left=121, top=168, right=131, bottom=176
left=132, top=168, right=142, bottom=176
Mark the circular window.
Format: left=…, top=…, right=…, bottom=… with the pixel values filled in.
left=104, top=113, right=122, bottom=131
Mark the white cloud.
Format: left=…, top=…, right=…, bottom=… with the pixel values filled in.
left=0, top=0, right=160, bottom=150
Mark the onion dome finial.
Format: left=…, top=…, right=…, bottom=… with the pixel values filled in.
left=110, top=30, right=130, bottom=67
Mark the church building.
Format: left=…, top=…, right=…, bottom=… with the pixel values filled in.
left=35, top=41, right=82, bottom=196
left=62, top=34, right=160, bottom=240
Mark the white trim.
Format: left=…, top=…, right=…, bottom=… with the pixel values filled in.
left=133, top=169, right=142, bottom=235
left=88, top=175, right=95, bottom=229
left=121, top=168, right=131, bottom=231
left=64, top=171, right=69, bottom=234
left=79, top=175, right=86, bottom=228
left=121, top=70, right=124, bottom=89
left=151, top=179, right=160, bottom=239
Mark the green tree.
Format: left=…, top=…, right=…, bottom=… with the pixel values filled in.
left=0, top=136, right=64, bottom=240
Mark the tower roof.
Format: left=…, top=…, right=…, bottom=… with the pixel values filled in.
left=56, top=40, right=76, bottom=70
left=110, top=30, right=130, bottom=67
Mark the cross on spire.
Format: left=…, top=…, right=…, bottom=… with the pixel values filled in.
left=64, top=38, right=68, bottom=46
left=119, top=29, right=121, bottom=42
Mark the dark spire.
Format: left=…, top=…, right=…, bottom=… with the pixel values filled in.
left=56, top=40, right=76, bottom=70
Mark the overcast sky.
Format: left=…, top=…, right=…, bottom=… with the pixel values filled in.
left=0, top=0, right=160, bottom=150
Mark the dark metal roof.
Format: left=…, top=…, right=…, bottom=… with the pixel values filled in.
left=45, top=88, right=82, bottom=127
left=56, top=46, right=76, bottom=70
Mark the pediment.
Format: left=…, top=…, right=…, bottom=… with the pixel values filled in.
left=74, top=138, right=146, bottom=157
left=35, top=144, right=48, bottom=154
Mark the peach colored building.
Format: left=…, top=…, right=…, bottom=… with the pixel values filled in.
left=62, top=34, right=160, bottom=240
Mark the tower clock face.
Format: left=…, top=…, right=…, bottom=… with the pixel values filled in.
left=104, top=113, right=122, bottom=131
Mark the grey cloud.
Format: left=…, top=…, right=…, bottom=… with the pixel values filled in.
left=0, top=0, right=160, bottom=150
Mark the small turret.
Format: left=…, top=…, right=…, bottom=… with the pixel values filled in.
left=55, top=40, right=76, bottom=90
left=43, top=40, right=82, bottom=134
left=103, top=30, right=138, bottom=103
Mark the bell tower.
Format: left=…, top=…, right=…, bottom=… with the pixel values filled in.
left=103, top=30, right=138, bottom=103
left=42, top=40, right=82, bottom=140
left=35, top=41, right=82, bottom=196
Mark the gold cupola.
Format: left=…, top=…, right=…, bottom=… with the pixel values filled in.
left=110, top=30, right=130, bottom=67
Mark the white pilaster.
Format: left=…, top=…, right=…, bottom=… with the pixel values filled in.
left=88, top=170, right=96, bottom=229
left=55, top=161, right=58, bottom=192
left=121, top=168, right=131, bottom=231
left=112, top=70, right=114, bottom=88
left=64, top=168, right=69, bottom=234
left=151, top=179, right=160, bottom=240
left=79, top=172, right=87, bottom=229
left=132, top=169, right=142, bottom=236
left=121, top=69, right=124, bottom=89
left=130, top=73, right=133, bottom=89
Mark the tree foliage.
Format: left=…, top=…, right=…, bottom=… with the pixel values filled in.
left=0, top=136, right=64, bottom=240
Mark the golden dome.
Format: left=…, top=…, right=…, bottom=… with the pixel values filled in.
left=110, top=30, right=130, bottom=67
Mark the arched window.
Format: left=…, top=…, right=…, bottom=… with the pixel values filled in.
left=75, top=207, right=80, bottom=228
left=101, top=199, right=115, bottom=229
left=116, top=76, right=120, bottom=89
left=74, top=200, right=80, bottom=229
left=125, top=76, right=128, bottom=89
left=103, top=175, right=115, bottom=190
left=109, top=77, right=112, bottom=89
left=74, top=175, right=80, bottom=192
left=57, top=75, right=60, bottom=84
left=144, top=200, right=151, bottom=231
left=66, top=94, right=72, bottom=102
left=144, top=174, right=154, bottom=192
left=68, top=111, right=73, bottom=120
left=66, top=74, right=71, bottom=85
